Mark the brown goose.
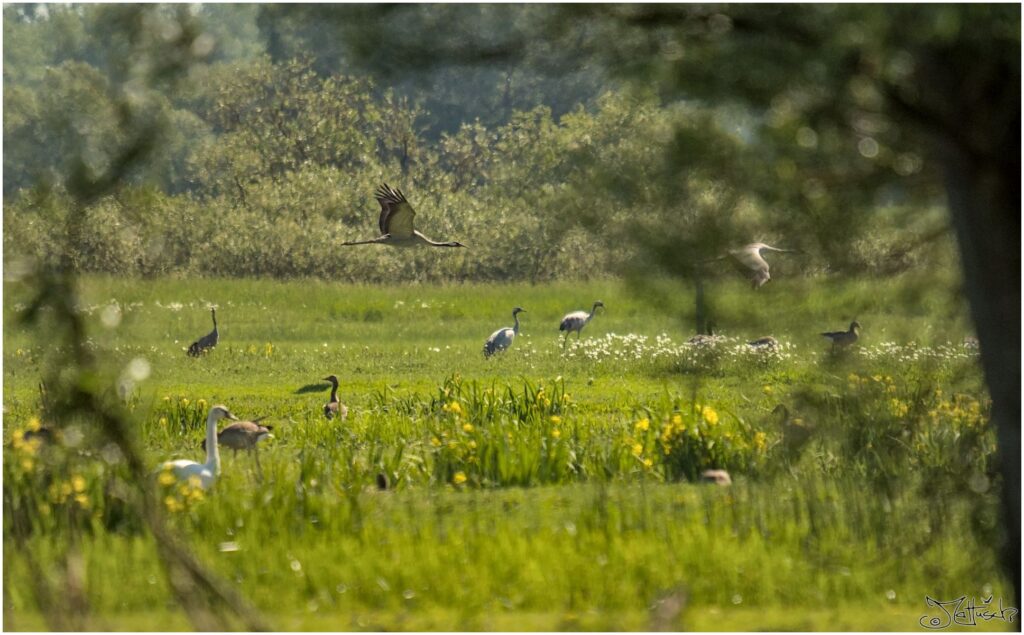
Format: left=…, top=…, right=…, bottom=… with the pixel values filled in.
left=342, top=184, right=466, bottom=248
left=187, top=308, right=219, bottom=357
left=323, top=375, right=348, bottom=421
left=822, top=321, right=861, bottom=351
left=748, top=336, right=779, bottom=350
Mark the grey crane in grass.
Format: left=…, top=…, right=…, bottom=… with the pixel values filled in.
left=725, top=242, right=800, bottom=289
left=342, top=184, right=466, bottom=248
left=484, top=307, right=526, bottom=357
left=559, top=301, right=604, bottom=347
left=202, top=416, right=273, bottom=478
left=323, top=374, right=348, bottom=421
left=160, top=405, right=237, bottom=490
left=187, top=307, right=219, bottom=357
left=821, top=320, right=861, bottom=351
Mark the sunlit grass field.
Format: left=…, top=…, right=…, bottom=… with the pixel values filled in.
left=2, top=272, right=1010, bottom=631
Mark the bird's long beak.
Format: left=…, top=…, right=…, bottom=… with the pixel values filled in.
left=226, top=411, right=238, bottom=421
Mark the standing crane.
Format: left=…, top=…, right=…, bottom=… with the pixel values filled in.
left=322, top=374, right=348, bottom=421
left=342, top=184, right=466, bottom=248
left=559, top=301, right=604, bottom=347
left=187, top=307, right=219, bottom=357
left=725, top=243, right=800, bottom=289
left=821, top=321, right=861, bottom=351
left=159, top=405, right=237, bottom=490
left=483, top=307, right=526, bottom=357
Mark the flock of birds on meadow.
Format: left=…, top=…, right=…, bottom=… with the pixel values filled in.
left=163, top=184, right=864, bottom=490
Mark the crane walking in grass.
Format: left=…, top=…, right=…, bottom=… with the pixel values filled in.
left=342, top=184, right=466, bottom=248
left=560, top=301, right=604, bottom=348
left=323, top=374, right=348, bottom=421
left=723, top=242, right=801, bottom=289
left=187, top=307, right=219, bottom=356
left=159, top=405, right=236, bottom=490
left=202, top=416, right=273, bottom=479
left=484, top=307, right=526, bottom=357
left=822, top=321, right=861, bottom=351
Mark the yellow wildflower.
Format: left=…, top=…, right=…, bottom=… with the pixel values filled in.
left=26, top=417, right=42, bottom=432
left=159, top=417, right=168, bottom=426
left=552, top=429, right=561, bottom=439
left=74, top=494, right=91, bottom=509
left=763, top=385, right=773, bottom=395
left=462, top=422, right=474, bottom=433
left=453, top=471, right=467, bottom=485
left=158, top=471, right=177, bottom=486
left=71, top=475, right=87, bottom=493
left=197, top=399, right=208, bottom=410
left=430, top=437, right=442, bottom=447
left=468, top=440, right=477, bottom=449
left=671, top=414, right=683, bottom=426
left=550, top=415, right=562, bottom=424
left=632, top=442, right=643, bottom=456
left=449, top=401, right=463, bottom=416
left=180, top=398, right=190, bottom=408
left=635, top=418, right=650, bottom=432
left=21, top=457, right=34, bottom=472
left=702, top=406, right=719, bottom=426
left=642, top=458, right=653, bottom=469
left=753, top=431, right=768, bottom=452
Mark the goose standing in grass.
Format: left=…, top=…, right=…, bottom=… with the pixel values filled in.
left=483, top=307, right=526, bottom=357
left=342, top=184, right=466, bottom=248
left=822, top=321, right=861, bottom=351
left=323, top=374, right=348, bottom=421
left=726, top=243, right=800, bottom=289
left=202, top=417, right=273, bottom=478
left=187, top=308, right=219, bottom=357
left=560, top=301, right=604, bottom=347
left=160, top=405, right=236, bottom=490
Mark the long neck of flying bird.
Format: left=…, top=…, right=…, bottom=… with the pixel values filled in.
left=513, top=311, right=520, bottom=334
left=330, top=379, right=338, bottom=402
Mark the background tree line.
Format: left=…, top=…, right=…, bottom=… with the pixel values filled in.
left=4, top=3, right=954, bottom=282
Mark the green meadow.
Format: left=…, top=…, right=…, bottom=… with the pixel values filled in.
left=2, top=273, right=1009, bottom=631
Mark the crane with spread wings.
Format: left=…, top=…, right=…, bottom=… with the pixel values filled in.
left=342, top=184, right=466, bottom=248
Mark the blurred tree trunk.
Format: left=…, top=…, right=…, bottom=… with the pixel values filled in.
left=942, top=144, right=1020, bottom=601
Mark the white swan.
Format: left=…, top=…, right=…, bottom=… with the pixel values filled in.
left=160, top=404, right=237, bottom=490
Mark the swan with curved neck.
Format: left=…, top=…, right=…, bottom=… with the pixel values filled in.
left=161, top=404, right=237, bottom=490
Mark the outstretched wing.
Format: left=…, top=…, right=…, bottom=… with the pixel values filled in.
left=376, top=184, right=416, bottom=239
left=729, top=244, right=770, bottom=275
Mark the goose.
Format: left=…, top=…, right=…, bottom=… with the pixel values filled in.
left=822, top=321, right=861, bottom=351
left=483, top=307, right=525, bottom=357
left=726, top=243, right=800, bottom=289
left=560, top=301, right=604, bottom=347
left=342, top=184, right=466, bottom=248
left=323, top=375, right=348, bottom=420
left=202, top=417, right=273, bottom=477
left=187, top=308, right=219, bottom=357
left=687, top=323, right=721, bottom=346
left=748, top=336, right=779, bottom=350
left=160, top=405, right=236, bottom=490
